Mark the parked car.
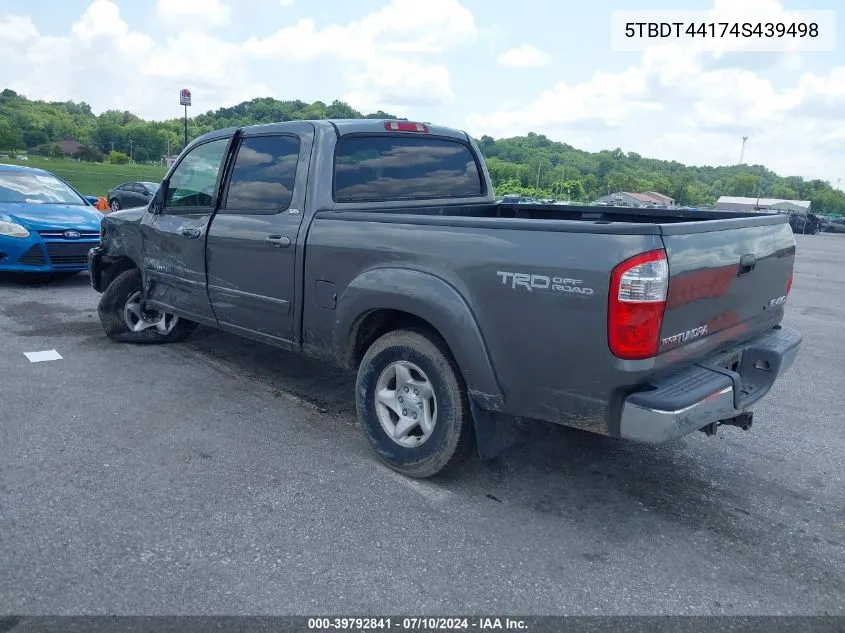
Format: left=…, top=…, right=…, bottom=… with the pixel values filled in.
left=786, top=211, right=823, bottom=234
left=501, top=194, right=538, bottom=204
left=0, top=163, right=102, bottom=278
left=107, top=181, right=160, bottom=212
left=822, top=218, right=845, bottom=234
left=88, top=119, right=801, bottom=478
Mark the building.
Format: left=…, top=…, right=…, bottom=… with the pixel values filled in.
left=27, top=139, right=88, bottom=157
left=55, top=140, right=85, bottom=156
left=593, top=191, right=676, bottom=207
left=715, top=196, right=811, bottom=213
left=161, top=154, right=180, bottom=167
left=643, top=191, right=674, bottom=206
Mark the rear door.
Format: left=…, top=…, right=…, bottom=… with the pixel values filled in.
left=141, top=134, right=235, bottom=324
left=658, top=218, right=795, bottom=355
left=127, top=183, right=148, bottom=208
left=205, top=123, right=314, bottom=345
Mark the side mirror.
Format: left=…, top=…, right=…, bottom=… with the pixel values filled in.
left=85, top=195, right=99, bottom=205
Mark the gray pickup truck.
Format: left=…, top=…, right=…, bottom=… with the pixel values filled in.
left=88, top=119, right=802, bottom=478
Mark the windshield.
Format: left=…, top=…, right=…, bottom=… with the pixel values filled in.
left=0, top=171, right=86, bottom=205
left=141, top=182, right=160, bottom=193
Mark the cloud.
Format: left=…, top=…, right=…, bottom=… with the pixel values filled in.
left=466, top=0, right=845, bottom=182
left=242, top=0, right=477, bottom=62
left=240, top=0, right=476, bottom=110
left=0, top=15, right=38, bottom=43
left=0, top=0, right=475, bottom=119
left=155, top=0, right=231, bottom=27
left=342, top=60, right=456, bottom=113
left=497, top=45, right=550, bottom=68
left=467, top=66, right=661, bottom=134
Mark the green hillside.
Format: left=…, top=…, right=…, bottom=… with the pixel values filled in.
left=1, top=88, right=843, bottom=214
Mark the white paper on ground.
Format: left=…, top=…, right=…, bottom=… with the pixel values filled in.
left=24, top=350, right=63, bottom=363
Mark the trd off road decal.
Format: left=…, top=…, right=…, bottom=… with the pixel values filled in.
left=496, top=271, right=595, bottom=296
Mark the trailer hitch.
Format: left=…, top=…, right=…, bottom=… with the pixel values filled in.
left=700, top=412, right=754, bottom=437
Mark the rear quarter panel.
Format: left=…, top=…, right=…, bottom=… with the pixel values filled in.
left=302, top=214, right=666, bottom=433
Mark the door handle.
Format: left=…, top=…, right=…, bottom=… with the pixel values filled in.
left=179, top=228, right=201, bottom=238
left=738, top=254, right=756, bottom=276
left=265, top=235, right=292, bottom=248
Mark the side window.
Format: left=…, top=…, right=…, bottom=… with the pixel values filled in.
left=130, top=183, right=144, bottom=193
left=165, top=138, right=229, bottom=210
left=222, top=135, right=301, bottom=213
left=333, top=135, right=484, bottom=202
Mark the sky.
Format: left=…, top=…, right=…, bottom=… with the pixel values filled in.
left=0, top=0, right=842, bottom=186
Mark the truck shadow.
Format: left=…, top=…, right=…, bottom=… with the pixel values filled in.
left=184, top=326, right=794, bottom=548
left=0, top=271, right=92, bottom=289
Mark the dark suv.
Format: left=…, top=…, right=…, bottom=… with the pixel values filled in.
left=107, top=181, right=160, bottom=212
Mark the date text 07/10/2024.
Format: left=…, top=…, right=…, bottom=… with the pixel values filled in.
left=307, top=617, right=528, bottom=631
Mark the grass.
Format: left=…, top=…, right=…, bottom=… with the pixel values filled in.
left=1, top=156, right=168, bottom=198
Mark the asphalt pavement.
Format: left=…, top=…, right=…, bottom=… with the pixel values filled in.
left=0, top=234, right=843, bottom=615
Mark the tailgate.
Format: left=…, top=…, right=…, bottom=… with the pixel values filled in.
left=658, top=217, right=795, bottom=355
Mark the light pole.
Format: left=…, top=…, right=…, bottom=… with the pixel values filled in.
left=739, top=136, right=748, bottom=164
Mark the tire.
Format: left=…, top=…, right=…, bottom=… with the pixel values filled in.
left=355, top=328, right=475, bottom=478
left=97, top=269, right=197, bottom=343
left=109, top=198, right=121, bottom=212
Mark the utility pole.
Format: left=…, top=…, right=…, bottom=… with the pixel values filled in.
left=837, top=178, right=841, bottom=191
left=129, top=139, right=133, bottom=160
left=536, top=161, right=541, bottom=190
left=739, top=136, right=748, bottom=164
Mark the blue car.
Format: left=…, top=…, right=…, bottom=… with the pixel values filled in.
left=0, top=163, right=102, bottom=278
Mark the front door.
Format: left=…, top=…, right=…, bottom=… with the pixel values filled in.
left=141, top=134, right=234, bottom=325
left=205, top=124, right=314, bottom=345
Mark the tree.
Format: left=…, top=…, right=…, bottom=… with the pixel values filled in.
left=0, top=120, right=23, bottom=150
left=726, top=171, right=759, bottom=197
left=51, top=144, right=63, bottom=158
left=109, top=150, right=129, bottom=164
left=1, top=89, right=843, bottom=213
left=78, top=145, right=104, bottom=162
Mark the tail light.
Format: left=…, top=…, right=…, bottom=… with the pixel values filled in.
left=384, top=121, right=429, bottom=133
left=786, top=270, right=793, bottom=297
left=608, top=249, right=669, bottom=360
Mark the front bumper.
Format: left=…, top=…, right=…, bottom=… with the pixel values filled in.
left=0, top=237, right=99, bottom=273
left=88, top=245, right=105, bottom=292
left=619, top=325, right=802, bottom=443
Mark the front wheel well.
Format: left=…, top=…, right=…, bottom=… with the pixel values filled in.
left=101, top=255, right=138, bottom=290
left=348, top=309, right=451, bottom=371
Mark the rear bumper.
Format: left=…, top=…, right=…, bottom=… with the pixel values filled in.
left=619, top=325, right=802, bottom=443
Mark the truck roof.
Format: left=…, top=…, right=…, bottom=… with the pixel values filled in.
left=191, top=119, right=470, bottom=146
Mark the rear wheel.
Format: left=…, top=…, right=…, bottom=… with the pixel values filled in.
left=355, top=329, right=475, bottom=478
left=109, top=198, right=121, bottom=212
left=97, top=269, right=197, bottom=343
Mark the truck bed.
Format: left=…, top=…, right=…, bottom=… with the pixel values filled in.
left=317, top=202, right=788, bottom=234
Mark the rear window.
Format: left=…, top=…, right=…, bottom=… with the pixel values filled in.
left=333, top=135, right=483, bottom=202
